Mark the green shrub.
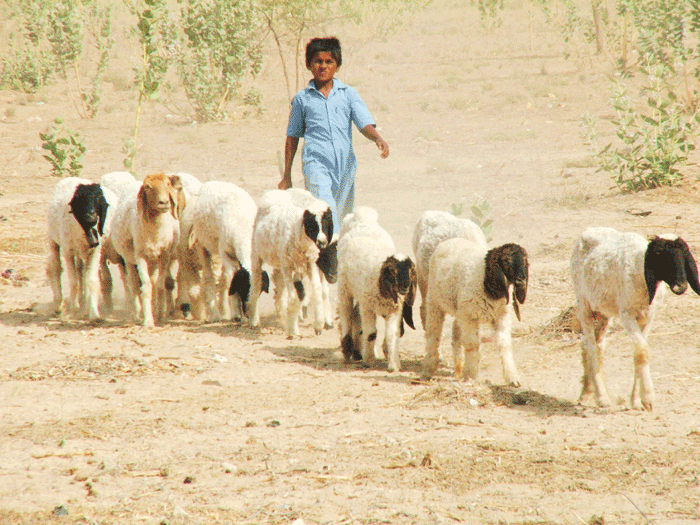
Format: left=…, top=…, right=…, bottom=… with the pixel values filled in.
left=40, top=117, right=86, bottom=178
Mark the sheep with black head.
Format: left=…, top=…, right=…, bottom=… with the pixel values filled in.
left=421, top=238, right=529, bottom=385
left=47, top=177, right=117, bottom=320
left=248, top=189, right=332, bottom=336
left=570, top=227, right=700, bottom=411
left=337, top=226, right=417, bottom=372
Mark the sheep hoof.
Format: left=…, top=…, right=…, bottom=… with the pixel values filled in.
left=314, top=327, right=322, bottom=336
left=324, top=322, right=334, bottom=330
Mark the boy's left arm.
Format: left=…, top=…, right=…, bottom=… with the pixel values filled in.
left=360, top=124, right=390, bottom=159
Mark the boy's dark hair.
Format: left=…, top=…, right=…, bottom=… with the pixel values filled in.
left=305, top=37, right=342, bottom=68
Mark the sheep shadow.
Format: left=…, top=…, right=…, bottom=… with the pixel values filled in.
left=486, top=383, right=585, bottom=418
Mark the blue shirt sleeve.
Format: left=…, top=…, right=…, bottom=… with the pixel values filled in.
left=286, top=94, right=305, bottom=137
left=347, top=87, right=375, bottom=131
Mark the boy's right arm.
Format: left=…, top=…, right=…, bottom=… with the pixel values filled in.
left=279, top=136, right=299, bottom=189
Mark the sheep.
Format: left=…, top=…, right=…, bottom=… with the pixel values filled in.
left=339, top=206, right=395, bottom=247
left=192, top=180, right=261, bottom=322
left=248, top=189, right=332, bottom=336
left=412, top=210, right=487, bottom=328
left=420, top=238, right=529, bottom=385
left=109, top=172, right=185, bottom=327
left=170, top=173, right=204, bottom=320
left=47, top=177, right=116, bottom=321
left=337, top=229, right=417, bottom=372
left=570, top=227, right=700, bottom=411
left=286, top=187, right=338, bottom=329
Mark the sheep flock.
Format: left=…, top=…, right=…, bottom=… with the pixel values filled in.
left=46, top=172, right=700, bottom=411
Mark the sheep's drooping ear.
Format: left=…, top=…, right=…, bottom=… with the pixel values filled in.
left=229, top=267, right=252, bottom=313
left=644, top=236, right=662, bottom=303
left=379, top=256, right=399, bottom=303
left=484, top=248, right=509, bottom=302
left=261, top=270, right=270, bottom=294
left=168, top=175, right=185, bottom=220
left=97, top=192, right=109, bottom=236
left=136, top=184, right=148, bottom=219
left=679, top=239, right=700, bottom=296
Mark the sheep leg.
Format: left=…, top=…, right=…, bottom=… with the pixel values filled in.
left=622, top=312, right=654, bottom=411
left=220, top=258, right=236, bottom=321
left=99, top=255, right=114, bottom=317
left=494, top=314, right=519, bottom=386
left=338, top=284, right=358, bottom=361
left=308, top=264, right=325, bottom=335
left=124, top=263, right=142, bottom=322
left=163, top=257, right=178, bottom=320
left=247, top=255, right=264, bottom=328
left=284, top=277, right=301, bottom=337
left=418, top=275, right=428, bottom=329
left=578, top=304, right=611, bottom=408
left=201, top=248, right=221, bottom=322
left=421, top=302, right=445, bottom=380
left=457, top=318, right=481, bottom=381
left=359, top=304, right=378, bottom=365
left=385, top=313, right=401, bottom=373
left=81, top=246, right=102, bottom=321
left=321, top=275, right=334, bottom=330
left=177, top=257, right=199, bottom=320
left=64, top=254, right=81, bottom=316
left=47, top=241, right=65, bottom=315
left=135, top=257, right=155, bottom=328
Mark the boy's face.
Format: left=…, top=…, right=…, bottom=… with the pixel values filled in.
left=309, top=51, right=338, bottom=84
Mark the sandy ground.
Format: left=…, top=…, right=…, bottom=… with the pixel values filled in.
left=1, top=2, right=700, bottom=524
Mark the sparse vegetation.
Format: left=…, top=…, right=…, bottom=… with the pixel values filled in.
left=39, top=116, right=86, bottom=178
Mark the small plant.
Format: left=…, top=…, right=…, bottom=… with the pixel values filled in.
left=125, top=0, right=174, bottom=170
left=449, top=196, right=493, bottom=242
left=582, top=77, right=698, bottom=192
left=40, top=117, right=86, bottom=177
left=173, top=0, right=262, bottom=123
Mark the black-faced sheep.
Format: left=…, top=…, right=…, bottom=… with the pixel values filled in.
left=192, top=180, right=260, bottom=322
left=248, top=189, right=332, bottom=336
left=47, top=177, right=116, bottom=320
left=110, top=172, right=185, bottom=327
left=421, top=239, right=528, bottom=385
left=412, top=210, right=487, bottom=328
left=570, top=227, right=700, bottom=411
left=337, top=218, right=417, bottom=372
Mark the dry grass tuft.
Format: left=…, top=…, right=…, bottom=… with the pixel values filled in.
left=538, top=306, right=580, bottom=335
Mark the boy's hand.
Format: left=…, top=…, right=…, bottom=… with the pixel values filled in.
left=376, top=138, right=390, bottom=159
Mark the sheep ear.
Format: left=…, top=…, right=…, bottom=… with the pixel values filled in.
left=137, top=184, right=148, bottom=218
left=187, top=226, right=197, bottom=250
left=644, top=266, right=658, bottom=303
left=405, top=262, right=417, bottom=307
left=512, top=290, right=522, bottom=322
left=168, top=176, right=184, bottom=220
left=484, top=249, right=509, bottom=302
left=379, top=257, right=399, bottom=303
left=684, top=248, right=700, bottom=296
left=97, top=194, right=108, bottom=236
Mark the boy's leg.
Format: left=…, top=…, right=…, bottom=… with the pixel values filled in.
left=304, top=167, right=340, bottom=235
left=334, top=154, right=357, bottom=228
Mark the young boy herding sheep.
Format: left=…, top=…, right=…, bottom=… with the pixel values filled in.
left=279, top=37, right=390, bottom=234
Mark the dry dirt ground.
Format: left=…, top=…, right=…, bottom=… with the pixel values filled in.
left=2, top=2, right=700, bottom=524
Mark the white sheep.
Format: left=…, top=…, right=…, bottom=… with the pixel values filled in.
left=339, top=206, right=395, bottom=247
left=420, top=238, right=529, bottom=385
left=570, top=227, right=700, bottom=411
left=192, top=180, right=259, bottom=322
left=248, top=189, right=332, bottom=336
left=109, top=172, right=185, bottom=327
left=337, top=230, right=416, bottom=372
left=286, top=187, right=337, bottom=329
left=171, top=173, right=203, bottom=320
left=47, top=177, right=117, bottom=321
left=412, top=210, right=486, bottom=327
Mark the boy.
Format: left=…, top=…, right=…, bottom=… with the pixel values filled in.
left=280, top=37, right=389, bottom=235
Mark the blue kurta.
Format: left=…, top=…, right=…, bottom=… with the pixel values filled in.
left=287, top=79, right=375, bottom=234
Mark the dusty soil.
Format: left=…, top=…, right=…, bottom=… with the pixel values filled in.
left=2, top=2, right=700, bottom=524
